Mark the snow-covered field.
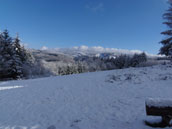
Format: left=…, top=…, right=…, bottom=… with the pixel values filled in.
left=0, top=64, right=172, bottom=129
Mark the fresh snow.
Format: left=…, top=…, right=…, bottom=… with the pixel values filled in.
left=146, top=98, right=172, bottom=108
left=0, top=64, right=172, bottom=129
left=0, top=86, right=24, bottom=91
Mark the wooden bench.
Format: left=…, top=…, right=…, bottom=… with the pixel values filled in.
left=145, top=98, right=172, bottom=127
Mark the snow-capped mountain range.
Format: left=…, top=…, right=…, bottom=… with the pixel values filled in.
left=40, top=45, right=158, bottom=58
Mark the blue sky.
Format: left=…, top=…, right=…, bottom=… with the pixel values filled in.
left=0, top=0, right=168, bottom=54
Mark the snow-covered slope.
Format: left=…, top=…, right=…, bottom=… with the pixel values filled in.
left=0, top=64, right=172, bottom=129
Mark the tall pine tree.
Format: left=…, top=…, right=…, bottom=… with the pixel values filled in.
left=0, top=30, right=34, bottom=80
left=11, top=34, right=24, bottom=79
left=160, top=0, right=172, bottom=56
left=0, top=30, right=15, bottom=79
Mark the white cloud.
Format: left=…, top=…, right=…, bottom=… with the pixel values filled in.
left=71, top=45, right=143, bottom=55
left=79, top=45, right=89, bottom=51
left=91, top=46, right=104, bottom=52
left=73, top=46, right=79, bottom=49
left=41, top=46, right=48, bottom=50
left=85, top=2, right=104, bottom=12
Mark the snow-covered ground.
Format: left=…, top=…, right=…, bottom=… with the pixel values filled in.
left=0, top=64, right=172, bottom=129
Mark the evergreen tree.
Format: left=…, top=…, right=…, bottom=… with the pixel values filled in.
left=77, top=62, right=85, bottom=73
left=0, top=30, right=34, bottom=80
left=11, top=34, right=24, bottom=78
left=114, top=55, right=127, bottom=69
left=131, top=52, right=147, bottom=67
left=160, top=0, right=172, bottom=56
left=13, top=34, right=33, bottom=64
left=13, top=34, right=35, bottom=78
left=0, top=30, right=15, bottom=79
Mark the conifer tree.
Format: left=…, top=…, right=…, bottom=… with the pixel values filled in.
left=11, top=34, right=24, bottom=78
left=0, top=30, right=34, bottom=79
left=0, top=30, right=15, bottom=79
left=160, top=0, right=172, bottom=56
left=12, top=34, right=35, bottom=78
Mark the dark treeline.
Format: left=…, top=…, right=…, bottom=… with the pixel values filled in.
left=74, top=52, right=147, bottom=72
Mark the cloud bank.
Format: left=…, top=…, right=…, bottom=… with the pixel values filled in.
left=71, top=45, right=145, bottom=55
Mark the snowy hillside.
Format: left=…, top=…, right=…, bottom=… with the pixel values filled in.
left=0, top=64, right=172, bottom=129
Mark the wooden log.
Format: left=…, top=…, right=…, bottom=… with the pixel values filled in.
left=146, top=98, right=172, bottom=116
left=146, top=105, right=172, bottom=116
